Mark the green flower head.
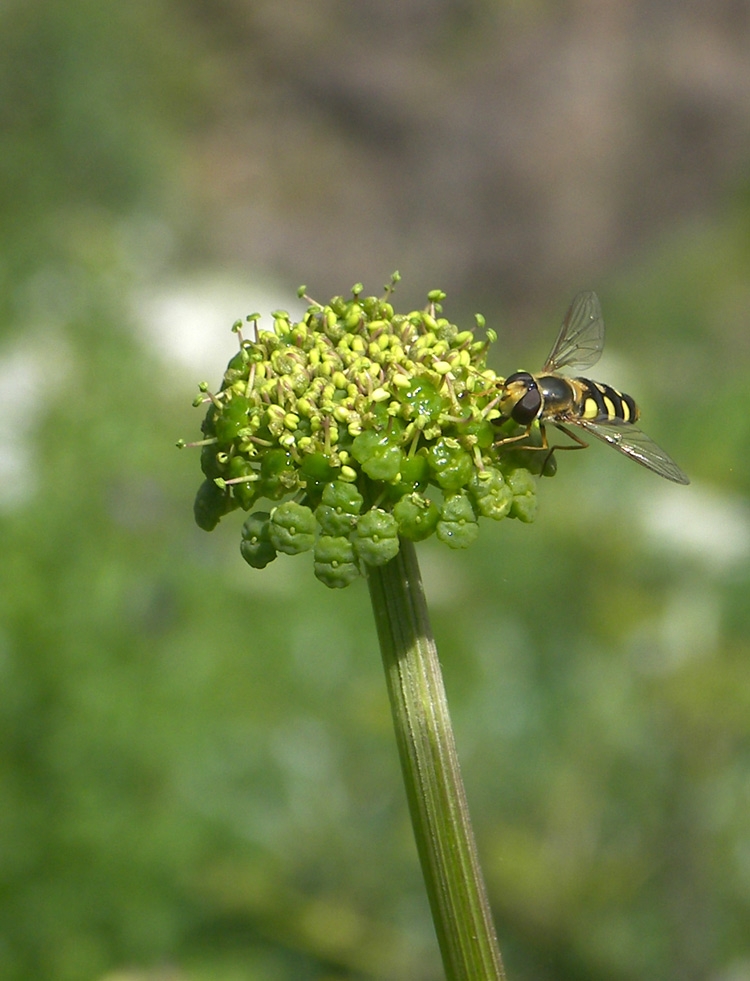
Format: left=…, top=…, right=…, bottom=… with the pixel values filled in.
left=181, top=275, right=543, bottom=587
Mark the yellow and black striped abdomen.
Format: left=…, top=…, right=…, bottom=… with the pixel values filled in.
left=574, top=378, right=639, bottom=424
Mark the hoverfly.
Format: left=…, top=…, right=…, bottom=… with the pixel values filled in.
left=495, top=291, right=690, bottom=484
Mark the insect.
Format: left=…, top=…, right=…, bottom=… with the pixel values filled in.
left=495, top=291, right=690, bottom=484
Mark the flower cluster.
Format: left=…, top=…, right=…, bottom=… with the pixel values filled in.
left=182, top=277, right=548, bottom=587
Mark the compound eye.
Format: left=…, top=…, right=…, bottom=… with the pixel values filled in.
left=505, top=371, right=533, bottom=386
left=511, top=384, right=542, bottom=424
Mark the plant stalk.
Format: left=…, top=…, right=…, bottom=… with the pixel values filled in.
left=367, top=539, right=506, bottom=981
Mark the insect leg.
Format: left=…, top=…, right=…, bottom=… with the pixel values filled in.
left=495, top=422, right=589, bottom=474
left=535, top=423, right=588, bottom=472
left=550, top=424, right=589, bottom=450
left=493, top=427, right=534, bottom=449
left=495, top=422, right=590, bottom=477
left=494, top=423, right=556, bottom=474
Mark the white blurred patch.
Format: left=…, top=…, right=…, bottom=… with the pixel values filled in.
left=637, top=482, right=750, bottom=573
left=135, top=272, right=305, bottom=375
left=629, top=582, right=722, bottom=674
left=0, top=337, right=71, bottom=510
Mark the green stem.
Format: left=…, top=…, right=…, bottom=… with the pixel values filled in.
left=367, top=540, right=506, bottom=981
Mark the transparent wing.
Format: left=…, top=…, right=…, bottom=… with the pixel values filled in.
left=572, top=417, right=690, bottom=484
left=543, top=291, right=604, bottom=373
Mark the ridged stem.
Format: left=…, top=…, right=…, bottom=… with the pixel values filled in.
left=367, top=540, right=506, bottom=980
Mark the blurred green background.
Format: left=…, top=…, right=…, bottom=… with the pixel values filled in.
left=2, top=2, right=749, bottom=979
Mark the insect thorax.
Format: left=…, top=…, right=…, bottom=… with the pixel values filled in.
left=537, top=374, right=576, bottom=414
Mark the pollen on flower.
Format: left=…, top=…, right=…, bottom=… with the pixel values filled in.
left=182, top=275, right=542, bottom=587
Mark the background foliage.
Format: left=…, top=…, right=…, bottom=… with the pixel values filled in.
left=1, top=1, right=749, bottom=979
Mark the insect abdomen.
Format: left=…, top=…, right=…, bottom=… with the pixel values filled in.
left=575, top=378, right=639, bottom=423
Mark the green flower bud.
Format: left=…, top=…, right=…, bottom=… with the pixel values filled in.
left=469, top=468, right=513, bottom=521
left=537, top=452, right=557, bottom=477
left=194, top=478, right=233, bottom=531
left=228, top=454, right=259, bottom=510
left=454, top=417, right=495, bottom=450
left=315, top=480, right=364, bottom=536
left=329, top=295, right=347, bottom=316
left=314, top=535, right=360, bottom=588
left=393, top=494, right=440, bottom=541
left=510, top=494, right=537, bottom=523
left=240, top=512, right=277, bottom=568
left=507, top=467, right=535, bottom=497
left=269, top=501, right=317, bottom=555
left=427, top=437, right=474, bottom=491
left=200, top=443, right=221, bottom=480
left=300, top=452, right=338, bottom=483
left=351, top=429, right=404, bottom=482
left=225, top=347, right=250, bottom=373
left=352, top=508, right=400, bottom=567
left=401, top=377, right=445, bottom=423
left=344, top=303, right=363, bottom=330
left=437, top=493, right=479, bottom=548
left=214, top=395, right=251, bottom=444
left=386, top=453, right=431, bottom=500
left=260, top=449, right=297, bottom=500
left=507, top=468, right=538, bottom=523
